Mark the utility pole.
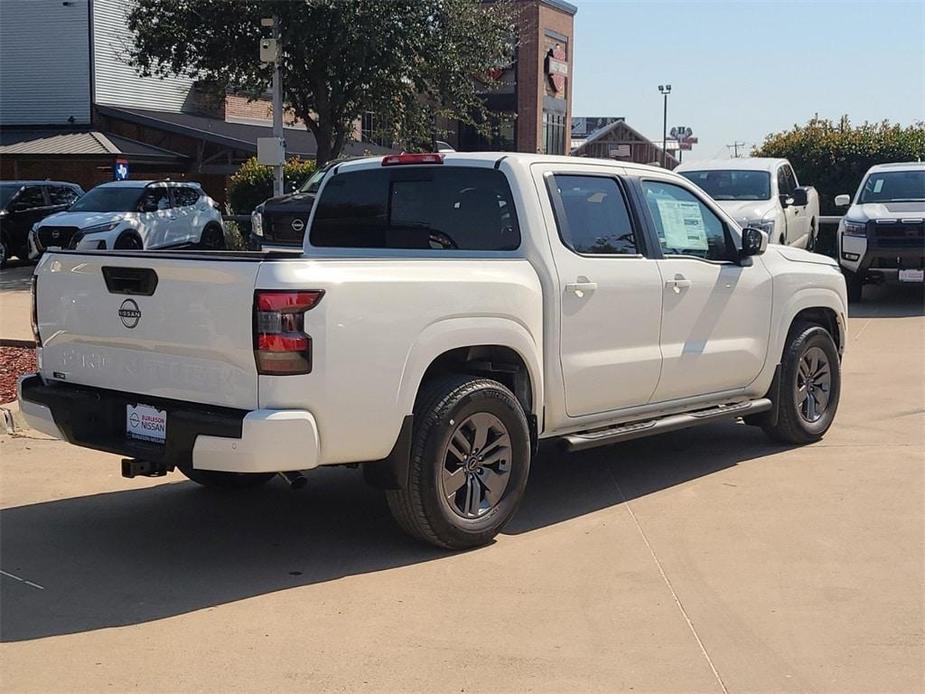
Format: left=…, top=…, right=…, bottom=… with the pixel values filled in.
left=658, top=84, right=671, bottom=168
left=271, top=16, right=284, bottom=197
left=727, top=141, right=746, bottom=158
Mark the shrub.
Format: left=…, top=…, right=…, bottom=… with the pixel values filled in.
left=226, top=157, right=316, bottom=214
left=754, top=117, right=925, bottom=215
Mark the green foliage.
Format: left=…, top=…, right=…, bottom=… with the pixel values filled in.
left=754, top=116, right=925, bottom=214
left=126, top=0, right=517, bottom=164
left=226, top=157, right=316, bottom=214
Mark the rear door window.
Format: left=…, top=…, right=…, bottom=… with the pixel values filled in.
left=550, top=174, right=641, bottom=255
left=310, top=167, right=520, bottom=251
left=14, top=186, right=46, bottom=210
left=48, top=186, right=80, bottom=206
left=173, top=186, right=201, bottom=207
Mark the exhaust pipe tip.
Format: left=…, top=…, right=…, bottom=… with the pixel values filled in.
left=278, top=471, right=307, bottom=490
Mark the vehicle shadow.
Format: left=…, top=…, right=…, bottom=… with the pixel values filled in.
left=850, top=283, right=925, bottom=318
left=0, top=420, right=783, bottom=642
left=0, top=260, right=34, bottom=292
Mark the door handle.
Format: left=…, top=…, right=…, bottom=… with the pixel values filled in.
left=565, top=281, right=597, bottom=298
left=665, top=276, right=692, bottom=293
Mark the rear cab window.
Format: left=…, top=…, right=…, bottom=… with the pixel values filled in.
left=309, top=166, right=520, bottom=251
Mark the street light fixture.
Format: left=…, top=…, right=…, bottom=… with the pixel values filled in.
left=658, top=84, right=671, bottom=168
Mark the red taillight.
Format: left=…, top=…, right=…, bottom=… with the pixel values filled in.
left=254, top=290, right=324, bottom=375
left=382, top=153, right=444, bottom=166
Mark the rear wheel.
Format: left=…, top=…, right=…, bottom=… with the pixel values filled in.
left=386, top=375, right=531, bottom=549
left=763, top=322, right=841, bottom=444
left=177, top=464, right=275, bottom=489
left=114, top=232, right=142, bottom=250
left=199, top=224, right=226, bottom=250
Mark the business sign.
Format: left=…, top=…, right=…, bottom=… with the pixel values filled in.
left=113, top=159, right=129, bottom=181
left=545, top=44, right=568, bottom=94
left=608, top=145, right=631, bottom=158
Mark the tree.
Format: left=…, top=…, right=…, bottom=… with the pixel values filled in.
left=126, top=0, right=516, bottom=165
left=227, top=156, right=316, bottom=214
left=754, top=116, right=925, bottom=215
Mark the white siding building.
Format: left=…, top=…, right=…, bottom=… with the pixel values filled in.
left=0, top=0, right=192, bottom=127
left=92, top=0, right=193, bottom=112
left=0, top=0, right=92, bottom=125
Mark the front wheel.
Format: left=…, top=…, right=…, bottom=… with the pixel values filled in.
left=386, top=375, right=531, bottom=549
left=763, top=323, right=841, bottom=444
left=844, top=270, right=863, bottom=303
left=0, top=237, right=8, bottom=269
left=177, top=464, right=275, bottom=490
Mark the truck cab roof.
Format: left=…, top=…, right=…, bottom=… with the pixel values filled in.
left=675, top=158, right=789, bottom=173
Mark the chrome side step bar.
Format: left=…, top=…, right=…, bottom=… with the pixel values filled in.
left=563, top=398, right=773, bottom=452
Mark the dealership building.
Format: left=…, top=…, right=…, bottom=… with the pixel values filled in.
left=0, top=0, right=577, bottom=201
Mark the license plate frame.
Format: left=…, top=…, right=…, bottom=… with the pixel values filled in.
left=126, top=403, right=167, bottom=444
left=898, top=268, right=924, bottom=283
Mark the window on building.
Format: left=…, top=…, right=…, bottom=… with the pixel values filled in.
left=458, top=115, right=516, bottom=152
left=362, top=112, right=394, bottom=148
left=641, top=179, right=732, bottom=262
left=311, top=167, right=520, bottom=251
left=543, top=111, right=567, bottom=155
left=552, top=175, right=640, bottom=255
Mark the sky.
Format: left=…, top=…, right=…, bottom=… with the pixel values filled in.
left=569, top=0, right=925, bottom=162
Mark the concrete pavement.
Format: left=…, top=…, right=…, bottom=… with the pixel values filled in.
left=0, top=261, right=34, bottom=343
left=1, top=283, right=922, bottom=692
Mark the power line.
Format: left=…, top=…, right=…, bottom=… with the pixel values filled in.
left=726, top=141, right=746, bottom=158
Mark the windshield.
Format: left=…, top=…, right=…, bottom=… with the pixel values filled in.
left=680, top=170, right=771, bottom=201
left=859, top=170, right=925, bottom=203
left=0, top=184, right=22, bottom=208
left=69, top=186, right=143, bottom=213
left=298, top=165, right=332, bottom=194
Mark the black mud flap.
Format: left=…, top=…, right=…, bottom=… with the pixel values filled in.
left=744, top=365, right=781, bottom=428
left=362, top=415, right=413, bottom=490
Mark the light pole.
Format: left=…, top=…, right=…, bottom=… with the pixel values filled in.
left=658, top=84, right=671, bottom=168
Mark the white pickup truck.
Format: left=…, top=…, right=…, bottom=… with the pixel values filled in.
left=19, top=152, right=847, bottom=549
left=676, top=158, right=820, bottom=250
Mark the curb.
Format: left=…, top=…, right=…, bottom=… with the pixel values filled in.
left=0, top=338, right=36, bottom=348
left=0, top=400, right=29, bottom=434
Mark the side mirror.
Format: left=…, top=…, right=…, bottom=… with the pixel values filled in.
left=791, top=187, right=809, bottom=207
left=834, top=194, right=851, bottom=207
left=139, top=200, right=158, bottom=213
left=779, top=194, right=795, bottom=208
left=740, top=227, right=768, bottom=259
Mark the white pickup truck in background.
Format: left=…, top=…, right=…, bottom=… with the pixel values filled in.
left=835, top=161, right=925, bottom=302
left=19, top=152, right=847, bottom=549
left=676, top=158, right=820, bottom=250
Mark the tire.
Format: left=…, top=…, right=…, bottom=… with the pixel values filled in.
left=177, top=464, right=275, bottom=490
left=114, top=232, right=142, bottom=250
left=199, top=224, right=226, bottom=250
left=386, top=374, right=531, bottom=550
left=0, top=238, right=7, bottom=269
left=763, top=322, right=841, bottom=445
left=844, top=270, right=863, bottom=303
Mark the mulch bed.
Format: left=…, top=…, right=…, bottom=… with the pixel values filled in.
left=0, top=347, right=36, bottom=404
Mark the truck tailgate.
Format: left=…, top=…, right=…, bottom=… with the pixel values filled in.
left=35, top=253, right=261, bottom=409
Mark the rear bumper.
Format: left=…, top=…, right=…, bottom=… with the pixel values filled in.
left=17, top=375, right=319, bottom=473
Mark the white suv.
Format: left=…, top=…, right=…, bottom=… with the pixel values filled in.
left=30, top=180, right=225, bottom=255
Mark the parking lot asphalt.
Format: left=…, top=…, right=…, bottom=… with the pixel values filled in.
left=1, top=283, right=923, bottom=693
